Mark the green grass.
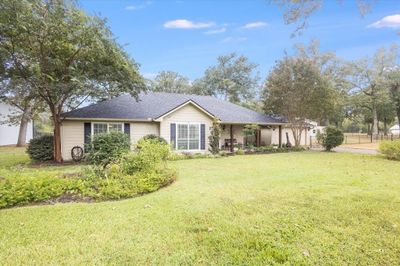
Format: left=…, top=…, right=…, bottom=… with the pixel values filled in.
left=0, top=148, right=399, bottom=265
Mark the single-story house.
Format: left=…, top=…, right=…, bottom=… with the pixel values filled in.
left=389, top=124, right=400, bottom=135
left=0, top=102, right=33, bottom=146
left=60, top=92, right=311, bottom=160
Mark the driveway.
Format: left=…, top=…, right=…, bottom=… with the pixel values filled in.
left=332, top=147, right=378, bottom=155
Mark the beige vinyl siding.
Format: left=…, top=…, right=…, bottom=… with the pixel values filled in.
left=61, top=120, right=84, bottom=161
left=159, top=103, right=213, bottom=153
left=130, top=122, right=160, bottom=144
left=271, top=127, right=310, bottom=146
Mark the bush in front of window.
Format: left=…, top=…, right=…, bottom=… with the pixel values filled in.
left=88, top=132, right=131, bottom=167
left=27, top=135, right=54, bottom=161
left=140, top=134, right=167, bottom=144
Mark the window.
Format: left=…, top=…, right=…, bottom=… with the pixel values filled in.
left=92, top=123, right=124, bottom=135
left=177, top=123, right=200, bottom=150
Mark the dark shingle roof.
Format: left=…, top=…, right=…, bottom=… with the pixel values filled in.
left=62, top=92, right=286, bottom=124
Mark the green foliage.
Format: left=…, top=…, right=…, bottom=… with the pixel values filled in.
left=208, top=120, right=222, bottom=154
left=80, top=139, right=174, bottom=200
left=242, top=124, right=260, bottom=137
left=0, top=174, right=77, bottom=208
left=149, top=71, right=191, bottom=93
left=263, top=56, right=334, bottom=146
left=235, top=149, right=245, bottom=155
left=317, top=126, right=344, bottom=151
left=0, top=140, right=175, bottom=208
left=379, top=140, right=400, bottom=160
left=140, top=134, right=167, bottom=144
left=0, top=0, right=145, bottom=161
left=26, top=135, right=54, bottom=161
left=88, top=132, right=131, bottom=167
left=168, top=152, right=214, bottom=160
left=193, top=53, right=259, bottom=103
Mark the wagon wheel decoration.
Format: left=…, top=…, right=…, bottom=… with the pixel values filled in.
left=71, top=146, right=84, bottom=162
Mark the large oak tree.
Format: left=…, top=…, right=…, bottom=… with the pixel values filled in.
left=0, top=0, right=145, bottom=162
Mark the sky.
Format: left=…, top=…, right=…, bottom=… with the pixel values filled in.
left=80, top=0, right=400, bottom=81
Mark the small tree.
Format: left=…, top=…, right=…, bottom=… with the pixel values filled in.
left=242, top=124, right=260, bottom=147
left=208, top=119, right=222, bottom=154
left=317, top=126, right=344, bottom=151
left=263, top=56, right=334, bottom=147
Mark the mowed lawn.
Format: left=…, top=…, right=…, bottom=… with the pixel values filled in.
left=0, top=148, right=399, bottom=265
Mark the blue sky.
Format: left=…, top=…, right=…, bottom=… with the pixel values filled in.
left=80, top=0, right=400, bottom=81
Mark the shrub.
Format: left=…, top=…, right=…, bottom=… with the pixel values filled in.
left=380, top=140, right=400, bottom=160
left=88, top=132, right=131, bottom=167
left=26, top=135, right=54, bottom=161
left=0, top=174, right=76, bottom=208
left=236, top=149, right=245, bottom=155
left=317, top=126, right=344, bottom=151
left=140, top=134, right=167, bottom=144
left=208, top=119, right=222, bottom=155
left=129, top=138, right=171, bottom=171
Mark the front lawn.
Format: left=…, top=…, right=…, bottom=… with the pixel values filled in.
left=0, top=149, right=399, bottom=265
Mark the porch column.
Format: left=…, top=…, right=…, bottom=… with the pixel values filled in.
left=278, top=125, right=282, bottom=148
left=230, top=124, right=234, bottom=152
left=256, top=129, right=261, bottom=147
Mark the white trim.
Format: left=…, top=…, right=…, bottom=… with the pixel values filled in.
left=154, top=100, right=216, bottom=121
left=175, top=122, right=202, bottom=151
left=91, top=122, right=125, bottom=136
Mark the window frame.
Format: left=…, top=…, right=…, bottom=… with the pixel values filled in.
left=175, top=122, right=201, bottom=151
left=91, top=122, right=124, bottom=136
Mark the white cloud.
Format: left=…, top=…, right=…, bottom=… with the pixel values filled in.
left=164, top=19, right=214, bottom=29
left=222, top=37, right=247, bottom=43
left=368, top=14, right=400, bottom=29
left=241, top=21, right=268, bottom=29
left=125, top=1, right=152, bottom=11
left=204, top=27, right=226, bottom=35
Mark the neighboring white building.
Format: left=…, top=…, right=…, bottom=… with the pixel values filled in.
left=0, top=102, right=33, bottom=146
left=389, top=124, right=400, bottom=135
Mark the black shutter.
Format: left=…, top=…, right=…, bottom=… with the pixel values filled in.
left=200, top=124, right=206, bottom=150
left=170, top=123, right=176, bottom=149
left=124, top=123, right=130, bottom=138
left=84, top=122, right=91, bottom=153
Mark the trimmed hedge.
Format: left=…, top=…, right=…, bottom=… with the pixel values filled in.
left=380, top=140, right=400, bottom=160
left=26, top=135, right=54, bottom=161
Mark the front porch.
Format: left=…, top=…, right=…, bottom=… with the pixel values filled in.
left=220, top=124, right=284, bottom=152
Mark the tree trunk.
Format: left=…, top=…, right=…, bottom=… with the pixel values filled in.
left=291, top=127, right=301, bottom=147
left=384, top=117, right=388, bottom=136
left=372, top=107, right=378, bottom=137
left=16, top=106, right=32, bottom=147
left=53, top=119, right=62, bottom=163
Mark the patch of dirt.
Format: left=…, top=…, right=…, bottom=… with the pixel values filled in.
left=28, top=161, right=87, bottom=168
left=26, top=194, right=94, bottom=207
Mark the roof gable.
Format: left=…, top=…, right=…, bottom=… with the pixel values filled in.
left=154, top=100, right=217, bottom=121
